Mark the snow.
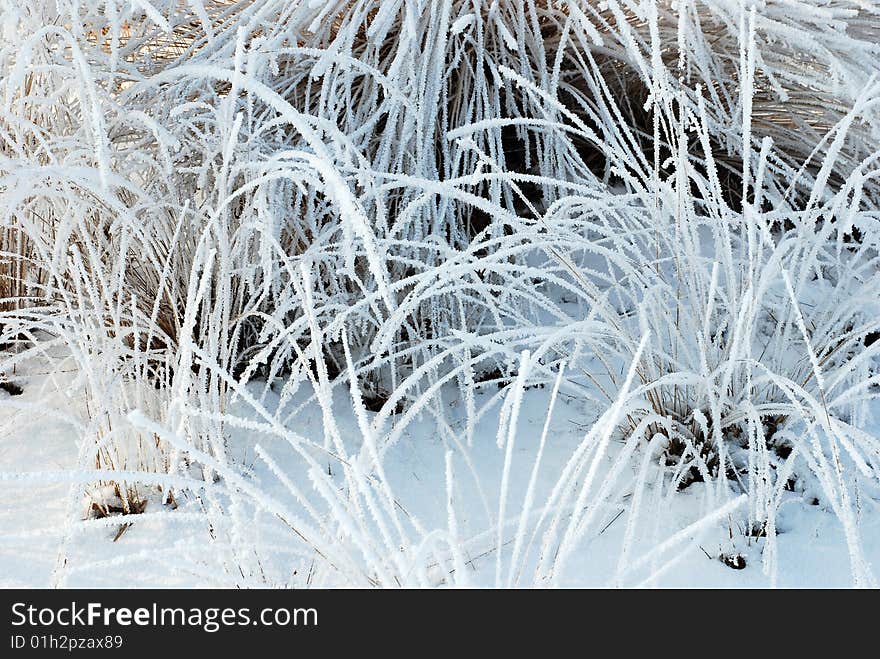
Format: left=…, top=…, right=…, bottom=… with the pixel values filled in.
left=2, top=352, right=879, bottom=588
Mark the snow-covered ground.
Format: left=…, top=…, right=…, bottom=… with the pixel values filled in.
left=3, top=358, right=878, bottom=588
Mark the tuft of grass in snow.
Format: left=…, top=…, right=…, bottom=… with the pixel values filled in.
left=0, top=0, right=879, bottom=587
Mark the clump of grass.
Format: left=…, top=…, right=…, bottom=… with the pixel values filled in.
left=1, top=0, right=879, bottom=587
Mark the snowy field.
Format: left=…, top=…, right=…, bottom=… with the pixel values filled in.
left=3, top=363, right=880, bottom=588
left=2, top=1, right=880, bottom=588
